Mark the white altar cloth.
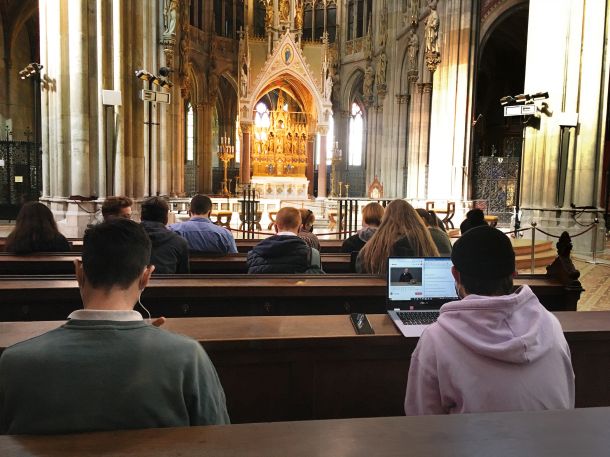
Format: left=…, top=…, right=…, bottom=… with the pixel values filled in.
left=250, top=176, right=309, bottom=200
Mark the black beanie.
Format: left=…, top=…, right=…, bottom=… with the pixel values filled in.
left=451, top=225, right=515, bottom=279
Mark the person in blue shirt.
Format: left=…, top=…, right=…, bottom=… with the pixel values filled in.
left=169, top=194, right=238, bottom=254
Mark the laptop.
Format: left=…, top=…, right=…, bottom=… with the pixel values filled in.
left=387, top=257, right=459, bottom=337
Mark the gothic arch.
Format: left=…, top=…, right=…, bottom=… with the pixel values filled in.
left=480, top=0, right=529, bottom=49
left=342, top=68, right=364, bottom=112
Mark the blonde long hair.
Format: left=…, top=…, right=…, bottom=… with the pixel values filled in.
left=359, top=200, right=439, bottom=275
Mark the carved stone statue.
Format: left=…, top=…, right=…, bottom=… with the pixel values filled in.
left=376, top=52, right=387, bottom=87
left=324, top=73, right=333, bottom=101
left=162, top=0, right=178, bottom=39
left=363, top=28, right=372, bottom=60
left=424, top=0, right=440, bottom=55
left=240, top=66, right=248, bottom=97
left=363, top=64, right=374, bottom=99
left=407, top=26, right=419, bottom=69
left=379, top=7, right=388, bottom=49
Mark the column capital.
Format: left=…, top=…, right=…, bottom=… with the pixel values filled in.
left=317, top=125, right=329, bottom=136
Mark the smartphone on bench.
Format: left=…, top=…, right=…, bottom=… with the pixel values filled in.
left=350, top=313, right=375, bottom=335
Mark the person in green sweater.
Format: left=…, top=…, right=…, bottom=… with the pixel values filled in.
left=0, top=219, right=229, bottom=435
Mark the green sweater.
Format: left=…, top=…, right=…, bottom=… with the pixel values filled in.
left=0, top=320, right=230, bottom=434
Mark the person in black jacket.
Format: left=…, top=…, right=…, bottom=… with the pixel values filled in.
left=247, top=207, right=324, bottom=274
left=341, top=202, right=385, bottom=254
left=5, top=202, right=71, bottom=254
left=140, top=197, right=189, bottom=274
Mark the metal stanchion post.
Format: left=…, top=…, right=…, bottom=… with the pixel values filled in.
left=590, top=218, right=599, bottom=265
left=530, top=222, right=537, bottom=274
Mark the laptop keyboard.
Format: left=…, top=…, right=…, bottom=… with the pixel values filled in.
left=397, top=311, right=440, bottom=326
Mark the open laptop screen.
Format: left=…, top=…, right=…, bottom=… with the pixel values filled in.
left=387, top=257, right=458, bottom=306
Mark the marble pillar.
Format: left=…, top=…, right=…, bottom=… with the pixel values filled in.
left=306, top=134, right=315, bottom=195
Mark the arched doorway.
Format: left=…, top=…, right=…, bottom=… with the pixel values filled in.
left=471, top=4, right=529, bottom=223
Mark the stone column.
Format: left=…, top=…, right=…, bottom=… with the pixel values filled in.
left=317, top=126, right=328, bottom=198
left=521, top=0, right=609, bottom=250
left=418, top=83, right=432, bottom=198
left=200, top=101, right=213, bottom=194
left=240, top=123, right=252, bottom=184
left=426, top=0, right=477, bottom=201
left=406, top=79, right=422, bottom=199
left=306, top=134, right=315, bottom=195
left=68, top=0, right=91, bottom=196
left=39, top=0, right=50, bottom=198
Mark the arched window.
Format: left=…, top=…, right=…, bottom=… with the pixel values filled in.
left=348, top=102, right=364, bottom=166
left=347, top=0, right=372, bottom=41
left=185, top=102, right=195, bottom=162
left=303, top=1, right=337, bottom=42
left=214, top=0, right=244, bottom=38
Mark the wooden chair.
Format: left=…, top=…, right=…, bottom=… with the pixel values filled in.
left=211, top=211, right=233, bottom=229
left=267, top=211, right=278, bottom=230
left=239, top=211, right=262, bottom=231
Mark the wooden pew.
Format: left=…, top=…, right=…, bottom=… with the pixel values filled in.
left=2, top=407, right=610, bottom=456
left=0, top=238, right=345, bottom=254
left=0, top=252, right=353, bottom=275
left=1, top=312, right=609, bottom=423
left=0, top=273, right=580, bottom=321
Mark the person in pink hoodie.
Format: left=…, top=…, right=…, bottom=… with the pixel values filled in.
left=405, top=225, right=575, bottom=415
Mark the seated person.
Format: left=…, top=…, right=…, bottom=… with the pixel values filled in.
left=297, top=208, right=320, bottom=250
left=5, top=202, right=71, bottom=254
left=342, top=202, right=384, bottom=253
left=140, top=196, right=189, bottom=274
left=0, top=219, right=229, bottom=434
left=459, top=208, right=487, bottom=234
left=399, top=268, right=413, bottom=282
left=356, top=200, right=438, bottom=275
left=169, top=194, right=237, bottom=255
left=405, top=225, right=574, bottom=415
left=415, top=208, right=452, bottom=256
left=101, top=195, right=133, bottom=221
left=247, top=207, right=324, bottom=274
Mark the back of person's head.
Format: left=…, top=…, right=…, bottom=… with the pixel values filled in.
left=452, top=225, right=515, bottom=296
left=141, top=197, right=170, bottom=224
left=298, top=208, right=315, bottom=231
left=189, top=194, right=213, bottom=216
left=6, top=202, right=61, bottom=252
left=359, top=200, right=439, bottom=275
left=101, top=196, right=133, bottom=221
left=460, top=208, right=487, bottom=234
left=275, top=207, right=302, bottom=232
left=82, top=219, right=151, bottom=289
left=362, top=202, right=384, bottom=227
left=416, top=208, right=446, bottom=233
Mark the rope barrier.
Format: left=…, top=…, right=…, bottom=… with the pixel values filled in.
left=534, top=223, right=596, bottom=239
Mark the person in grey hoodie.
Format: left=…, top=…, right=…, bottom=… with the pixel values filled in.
left=405, top=225, right=574, bottom=415
left=140, top=197, right=189, bottom=274
left=341, top=202, right=385, bottom=253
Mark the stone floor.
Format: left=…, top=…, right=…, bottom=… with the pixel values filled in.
left=1, top=223, right=609, bottom=311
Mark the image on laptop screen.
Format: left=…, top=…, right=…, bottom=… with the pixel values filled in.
left=387, top=257, right=458, bottom=305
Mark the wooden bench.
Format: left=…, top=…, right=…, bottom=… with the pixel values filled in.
left=2, top=407, right=610, bottom=456
left=0, top=238, right=345, bottom=254
left=0, top=252, right=353, bottom=275
left=0, top=273, right=582, bottom=321
left=1, top=312, right=609, bottom=424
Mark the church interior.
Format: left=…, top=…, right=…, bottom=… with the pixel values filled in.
left=1, top=0, right=610, bottom=453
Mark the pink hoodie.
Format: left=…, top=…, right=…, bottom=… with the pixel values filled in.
left=404, top=285, right=575, bottom=415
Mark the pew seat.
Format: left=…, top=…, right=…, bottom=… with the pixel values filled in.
left=1, top=312, right=609, bottom=424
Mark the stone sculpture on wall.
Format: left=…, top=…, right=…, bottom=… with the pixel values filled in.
left=363, top=63, right=374, bottom=102
left=376, top=52, right=387, bottom=90
left=407, top=25, right=419, bottom=70
left=162, top=0, right=178, bottom=39
left=424, top=0, right=441, bottom=72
